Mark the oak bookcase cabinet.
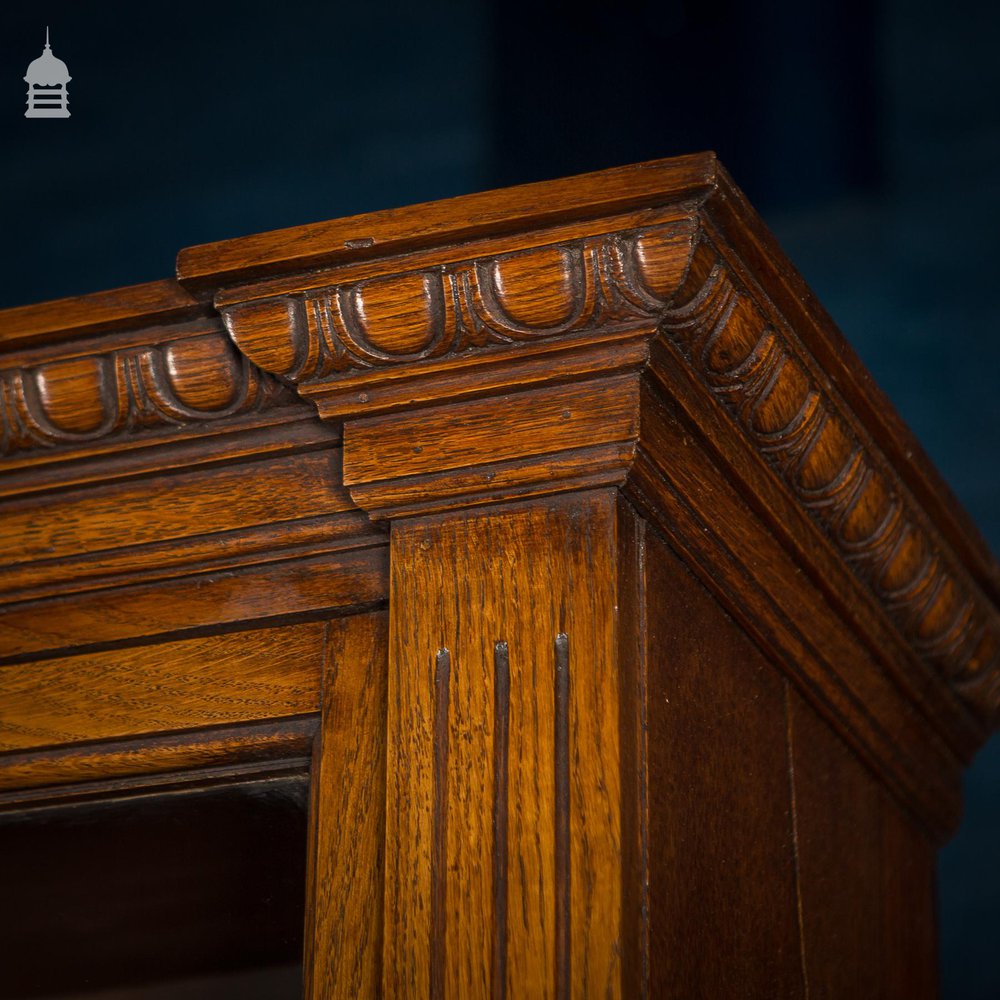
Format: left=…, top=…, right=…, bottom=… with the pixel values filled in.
left=0, top=153, right=996, bottom=998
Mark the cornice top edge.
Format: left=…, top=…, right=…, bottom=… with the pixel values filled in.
left=0, top=279, right=210, bottom=355
left=176, top=152, right=718, bottom=294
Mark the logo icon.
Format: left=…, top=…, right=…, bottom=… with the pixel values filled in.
left=24, top=27, right=71, bottom=118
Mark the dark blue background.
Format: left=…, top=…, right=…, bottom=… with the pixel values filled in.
left=1, top=2, right=997, bottom=994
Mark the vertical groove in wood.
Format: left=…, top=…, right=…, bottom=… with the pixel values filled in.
left=305, top=611, right=388, bottom=1000
left=784, top=679, right=811, bottom=1000
left=431, top=648, right=452, bottom=1000
left=303, top=751, right=323, bottom=995
left=386, top=492, right=622, bottom=998
left=554, top=632, right=571, bottom=1000
left=492, top=641, right=510, bottom=1000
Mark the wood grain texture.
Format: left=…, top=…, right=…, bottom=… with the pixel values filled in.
left=205, top=153, right=1000, bottom=746
left=659, top=236, right=1000, bottom=726
left=0, top=510, right=378, bottom=605
left=0, top=329, right=291, bottom=458
left=2, top=152, right=996, bottom=747
left=296, top=324, right=650, bottom=423
left=704, top=164, right=1000, bottom=609
left=788, top=687, right=938, bottom=999
left=787, top=687, right=881, bottom=997
left=0, top=545, right=387, bottom=659
left=0, top=278, right=205, bottom=351
left=0, top=409, right=336, bottom=502
left=221, top=217, right=694, bottom=395
left=0, top=715, right=316, bottom=797
left=628, top=380, right=964, bottom=839
left=0, top=450, right=352, bottom=566
left=616, top=500, right=650, bottom=999
left=179, top=153, right=716, bottom=290
left=304, top=611, right=388, bottom=1000
left=385, top=491, right=624, bottom=998
left=347, top=376, right=636, bottom=484
left=348, top=441, right=636, bottom=523
left=491, top=641, right=511, bottom=1000
left=0, top=621, right=325, bottom=752
left=0, top=153, right=994, bottom=999
left=643, top=527, right=804, bottom=998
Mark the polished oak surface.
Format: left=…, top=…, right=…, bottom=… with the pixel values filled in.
left=0, top=154, right=995, bottom=997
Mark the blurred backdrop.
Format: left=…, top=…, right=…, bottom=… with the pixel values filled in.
left=1, top=1, right=997, bottom=995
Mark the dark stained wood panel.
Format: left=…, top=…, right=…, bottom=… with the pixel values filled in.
left=880, top=796, right=938, bottom=999
left=643, top=526, right=804, bottom=998
left=787, top=686, right=882, bottom=997
left=788, top=688, right=939, bottom=999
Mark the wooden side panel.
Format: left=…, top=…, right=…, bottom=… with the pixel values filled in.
left=0, top=621, right=325, bottom=752
left=789, top=689, right=881, bottom=996
left=880, top=796, right=937, bottom=999
left=385, top=490, right=623, bottom=998
left=643, top=527, right=804, bottom=998
left=789, top=689, right=938, bottom=999
left=305, top=610, right=389, bottom=1000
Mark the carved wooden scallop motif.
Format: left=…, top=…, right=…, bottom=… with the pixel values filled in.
left=474, top=244, right=589, bottom=334
left=660, top=239, right=1000, bottom=722
left=222, top=298, right=305, bottom=379
left=0, top=332, right=289, bottom=458
left=338, top=271, right=447, bottom=359
left=31, top=356, right=116, bottom=436
left=162, top=334, right=243, bottom=411
left=613, top=229, right=687, bottom=308
left=221, top=220, right=698, bottom=386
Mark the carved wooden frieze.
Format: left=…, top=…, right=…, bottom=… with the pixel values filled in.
left=0, top=331, right=292, bottom=458
left=659, top=238, right=1000, bottom=724
left=220, top=219, right=696, bottom=392
left=214, top=199, right=1000, bottom=729
left=1, top=153, right=994, bottom=757
left=217, top=206, right=1000, bottom=731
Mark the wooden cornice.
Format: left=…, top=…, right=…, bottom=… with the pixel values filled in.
left=0, top=279, right=209, bottom=353
left=0, top=280, right=325, bottom=500
left=176, top=152, right=717, bottom=291
left=0, top=153, right=997, bottom=837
